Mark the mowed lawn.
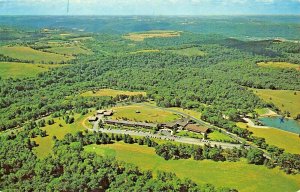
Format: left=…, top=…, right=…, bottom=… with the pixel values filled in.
left=169, top=47, right=206, bottom=57
left=253, top=89, right=300, bottom=118
left=237, top=122, right=300, bottom=154
left=84, top=142, right=300, bottom=192
left=32, top=113, right=89, bottom=158
left=0, top=62, right=62, bottom=79
left=0, top=46, right=74, bottom=63
left=111, top=104, right=180, bottom=123
left=257, top=62, right=300, bottom=71
left=81, top=89, right=147, bottom=97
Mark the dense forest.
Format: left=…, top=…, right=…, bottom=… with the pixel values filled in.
left=1, top=17, right=300, bottom=191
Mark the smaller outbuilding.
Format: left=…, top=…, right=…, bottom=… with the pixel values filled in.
left=88, top=116, right=98, bottom=122
left=103, top=110, right=113, bottom=116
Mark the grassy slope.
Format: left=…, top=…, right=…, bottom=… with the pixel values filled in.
left=84, top=142, right=300, bottom=192
left=169, top=107, right=202, bottom=118
left=46, top=46, right=92, bottom=56
left=0, top=46, right=74, bottom=63
left=253, top=89, right=300, bottom=117
left=81, top=89, right=146, bottom=97
left=0, top=62, right=62, bottom=79
left=170, top=47, right=206, bottom=57
left=32, top=113, right=89, bottom=158
left=237, top=122, right=300, bottom=154
left=111, top=104, right=180, bottom=123
left=257, top=62, right=300, bottom=71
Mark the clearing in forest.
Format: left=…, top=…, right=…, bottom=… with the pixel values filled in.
left=0, top=46, right=74, bottom=63
left=169, top=47, right=206, bottom=57
left=123, top=30, right=181, bottom=41
left=237, top=122, right=300, bottom=154
left=257, top=62, right=300, bottom=70
left=45, top=45, right=93, bottom=56
left=31, top=113, right=89, bottom=158
left=0, top=62, right=63, bottom=79
left=111, top=104, right=180, bottom=123
left=81, top=89, right=147, bottom=97
left=252, top=89, right=300, bottom=118
left=84, top=142, right=300, bottom=192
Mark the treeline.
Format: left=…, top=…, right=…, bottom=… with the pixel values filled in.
left=0, top=132, right=236, bottom=192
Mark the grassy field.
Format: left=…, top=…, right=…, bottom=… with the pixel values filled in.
left=31, top=113, right=89, bottom=158
left=208, top=130, right=236, bottom=143
left=252, top=89, right=300, bottom=118
left=46, top=46, right=92, bottom=56
left=257, top=62, right=300, bottom=71
left=124, top=30, right=181, bottom=41
left=0, top=46, right=74, bottom=63
left=169, top=107, right=202, bottom=118
left=169, top=47, right=206, bottom=57
left=130, top=49, right=160, bottom=54
left=237, top=122, right=300, bottom=154
left=84, top=142, right=300, bottom=192
left=0, top=62, right=63, bottom=79
left=111, top=104, right=180, bottom=123
left=81, top=89, right=147, bottom=97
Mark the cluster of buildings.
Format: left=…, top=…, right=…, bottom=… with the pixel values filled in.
left=88, top=109, right=210, bottom=135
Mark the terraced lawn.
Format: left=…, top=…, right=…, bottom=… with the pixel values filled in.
left=84, top=142, right=300, bottom=192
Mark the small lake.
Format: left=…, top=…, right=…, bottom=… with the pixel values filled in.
left=259, top=116, right=300, bottom=134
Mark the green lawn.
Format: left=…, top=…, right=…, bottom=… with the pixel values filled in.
left=169, top=107, right=202, bottom=118
left=257, top=62, right=300, bottom=71
left=237, top=122, right=300, bottom=154
left=81, top=89, right=146, bottom=97
left=208, top=130, right=236, bottom=143
left=169, top=47, right=206, bottom=57
left=111, top=104, right=180, bottom=123
left=175, top=130, right=203, bottom=139
left=253, top=89, right=300, bottom=118
left=32, top=113, right=89, bottom=158
left=0, top=46, right=74, bottom=63
left=0, top=62, right=63, bottom=79
left=84, top=142, right=300, bottom=192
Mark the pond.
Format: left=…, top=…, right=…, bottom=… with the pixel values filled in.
left=259, top=116, right=300, bottom=134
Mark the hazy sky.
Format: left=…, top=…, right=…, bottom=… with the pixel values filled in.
left=0, top=0, right=300, bottom=15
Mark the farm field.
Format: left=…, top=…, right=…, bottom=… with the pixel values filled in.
left=111, top=104, right=180, bottom=123
left=81, top=88, right=147, bottom=97
left=0, top=46, right=74, bottom=63
left=0, top=62, right=63, bottom=79
left=31, top=113, right=89, bottom=158
left=252, top=89, right=300, bottom=118
left=257, top=62, right=300, bottom=70
left=84, top=142, right=300, bottom=192
left=237, top=122, right=300, bottom=154
left=169, top=47, right=206, bottom=57
left=124, top=30, right=181, bottom=41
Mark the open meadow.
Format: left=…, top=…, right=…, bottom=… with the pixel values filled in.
left=257, top=62, right=300, bottom=71
left=111, top=104, right=180, bottom=123
left=123, top=30, right=181, bottom=41
left=252, top=89, right=300, bottom=118
left=0, top=62, right=63, bottom=79
left=0, top=46, right=74, bottom=63
left=237, top=122, right=300, bottom=154
left=84, top=142, right=300, bottom=192
left=81, top=89, right=146, bottom=97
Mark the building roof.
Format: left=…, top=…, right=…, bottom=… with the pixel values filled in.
left=97, top=110, right=106, bottom=114
left=105, top=119, right=157, bottom=128
left=88, top=116, right=98, bottom=121
left=104, top=110, right=113, bottom=116
left=185, top=124, right=209, bottom=133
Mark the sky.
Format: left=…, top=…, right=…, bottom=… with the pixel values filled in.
left=0, top=0, right=300, bottom=15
